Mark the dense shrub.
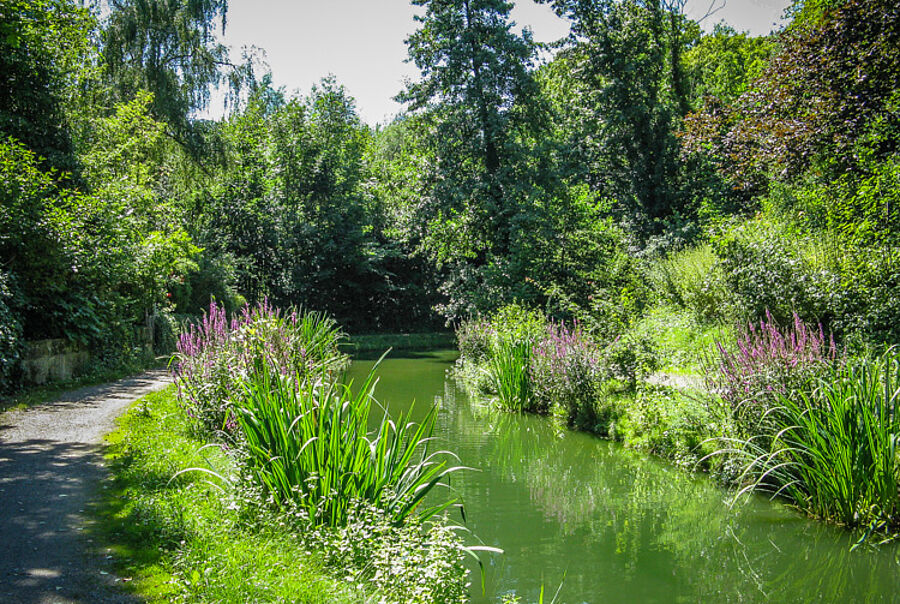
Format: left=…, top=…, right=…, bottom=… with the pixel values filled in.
left=172, top=300, right=347, bottom=433
left=713, top=220, right=838, bottom=327
left=0, top=270, right=23, bottom=393
left=652, top=243, right=729, bottom=322
left=297, top=501, right=469, bottom=603
left=455, top=317, right=494, bottom=365
left=602, top=333, right=660, bottom=388
left=458, top=307, right=615, bottom=428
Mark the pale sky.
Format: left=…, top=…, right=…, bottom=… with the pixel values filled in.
left=208, top=0, right=791, bottom=124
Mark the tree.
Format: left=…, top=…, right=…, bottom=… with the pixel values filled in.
left=399, top=0, right=539, bottom=260
left=682, top=0, right=900, bottom=193
left=0, top=0, right=94, bottom=173
left=101, top=0, right=237, bottom=150
left=682, top=24, right=774, bottom=109
left=398, top=0, right=550, bottom=319
left=539, top=0, right=700, bottom=234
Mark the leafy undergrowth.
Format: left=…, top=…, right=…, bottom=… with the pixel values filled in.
left=630, top=305, right=731, bottom=375
left=94, top=386, right=370, bottom=603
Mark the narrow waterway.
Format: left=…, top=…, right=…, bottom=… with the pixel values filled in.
left=347, top=350, right=900, bottom=603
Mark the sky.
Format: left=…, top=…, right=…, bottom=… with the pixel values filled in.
left=207, top=0, right=792, bottom=125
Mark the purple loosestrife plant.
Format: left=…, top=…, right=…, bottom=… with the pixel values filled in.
left=172, top=300, right=347, bottom=435
left=706, top=310, right=839, bottom=438
left=531, top=321, right=606, bottom=430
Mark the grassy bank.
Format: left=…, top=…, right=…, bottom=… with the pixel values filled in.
left=94, top=303, right=471, bottom=603
left=94, top=385, right=369, bottom=602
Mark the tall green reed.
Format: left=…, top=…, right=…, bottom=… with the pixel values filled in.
left=233, top=357, right=467, bottom=527
left=488, top=339, right=533, bottom=413
left=718, top=348, right=900, bottom=534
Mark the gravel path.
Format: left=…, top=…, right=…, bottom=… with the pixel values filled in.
left=0, top=370, right=172, bottom=603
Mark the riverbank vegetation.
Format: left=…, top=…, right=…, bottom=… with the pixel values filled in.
left=3, top=0, right=899, bottom=568
left=455, top=304, right=900, bottom=539
left=98, top=302, right=472, bottom=602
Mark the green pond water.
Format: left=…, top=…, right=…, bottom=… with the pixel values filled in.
left=347, top=350, right=900, bottom=603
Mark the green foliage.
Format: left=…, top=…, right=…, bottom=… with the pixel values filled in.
left=602, top=333, right=659, bottom=388
left=201, top=78, right=425, bottom=330
left=295, top=502, right=469, bottom=603
left=488, top=339, right=534, bottom=413
left=100, top=0, right=233, bottom=146
left=0, top=0, right=94, bottom=173
left=683, top=24, right=775, bottom=108
left=100, top=386, right=375, bottom=603
left=234, top=362, right=465, bottom=527
left=718, top=349, right=900, bottom=534
left=531, top=321, right=608, bottom=430
left=531, top=187, right=650, bottom=337
left=539, top=0, right=698, bottom=231
left=651, top=243, right=728, bottom=322
left=398, top=0, right=549, bottom=319
left=173, top=302, right=348, bottom=434
left=683, top=0, right=900, bottom=192
left=0, top=270, right=23, bottom=392
left=613, top=383, right=719, bottom=469
left=712, top=218, right=837, bottom=327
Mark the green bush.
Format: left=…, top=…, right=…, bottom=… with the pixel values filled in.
left=0, top=270, right=23, bottom=393
left=614, top=384, right=720, bottom=470
left=713, top=219, right=836, bottom=327
left=652, top=243, right=729, bottom=322
left=602, top=333, right=659, bottom=388
left=300, top=501, right=469, bottom=603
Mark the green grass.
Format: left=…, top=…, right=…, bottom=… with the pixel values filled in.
left=93, top=385, right=371, bottom=603
left=631, top=305, right=731, bottom=375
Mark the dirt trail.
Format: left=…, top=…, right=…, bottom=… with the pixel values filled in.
left=0, top=370, right=172, bottom=603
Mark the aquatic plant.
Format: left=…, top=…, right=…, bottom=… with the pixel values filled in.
left=706, top=310, right=839, bottom=438
left=716, top=348, right=900, bottom=534
left=171, top=300, right=347, bottom=434
left=531, top=321, right=605, bottom=429
left=233, top=358, right=467, bottom=527
left=488, top=338, right=534, bottom=413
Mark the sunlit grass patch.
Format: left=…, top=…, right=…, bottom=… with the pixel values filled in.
left=95, top=385, right=372, bottom=603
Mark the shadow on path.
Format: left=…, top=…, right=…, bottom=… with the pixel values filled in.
left=0, top=370, right=170, bottom=603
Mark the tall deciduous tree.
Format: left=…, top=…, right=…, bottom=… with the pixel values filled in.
left=399, top=0, right=538, bottom=261
left=0, top=0, right=94, bottom=173
left=101, top=0, right=234, bottom=149
left=539, top=0, right=700, bottom=234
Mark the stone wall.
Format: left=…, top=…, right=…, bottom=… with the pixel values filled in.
left=22, top=339, right=92, bottom=386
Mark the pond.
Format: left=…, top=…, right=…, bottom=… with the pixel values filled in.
left=347, top=350, right=900, bottom=603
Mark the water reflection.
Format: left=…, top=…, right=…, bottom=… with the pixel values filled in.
left=349, top=351, right=900, bottom=603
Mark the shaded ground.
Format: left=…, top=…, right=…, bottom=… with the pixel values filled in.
left=0, top=371, right=172, bottom=603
